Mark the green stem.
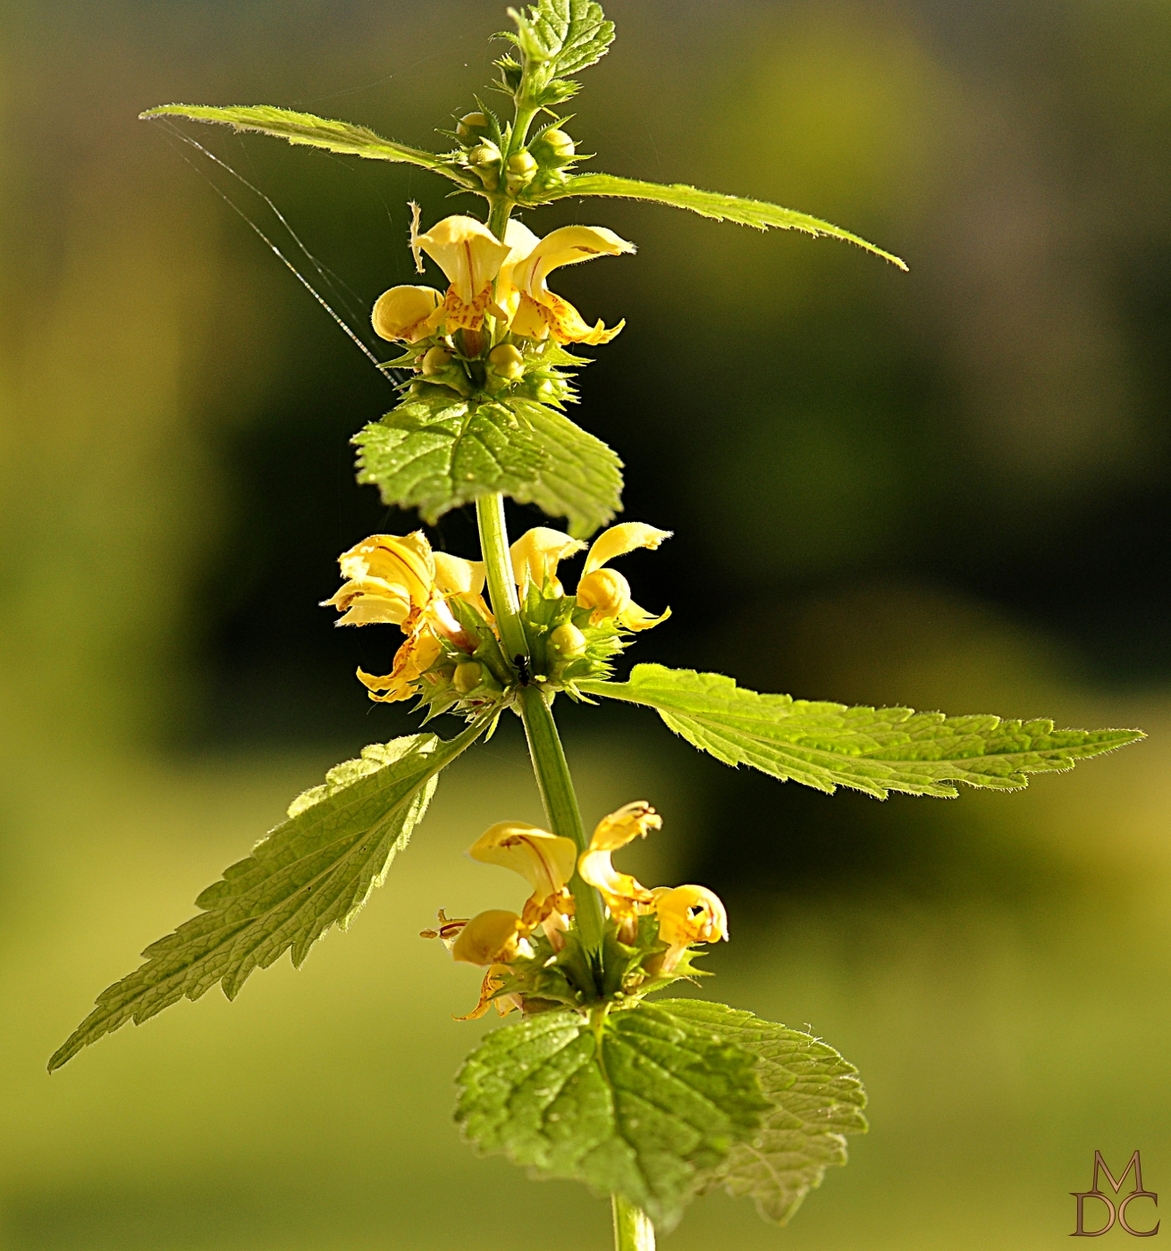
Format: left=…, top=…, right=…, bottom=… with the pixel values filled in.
left=486, top=104, right=540, bottom=240
left=473, top=493, right=607, bottom=960
left=519, top=684, right=606, bottom=952
left=475, top=493, right=528, bottom=662
left=612, top=1195, right=656, bottom=1251
left=486, top=196, right=514, bottom=241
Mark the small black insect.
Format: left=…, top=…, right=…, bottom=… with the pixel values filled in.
left=514, top=654, right=532, bottom=686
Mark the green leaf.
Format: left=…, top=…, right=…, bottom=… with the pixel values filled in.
left=655, top=1000, right=867, bottom=1225
left=507, top=0, right=616, bottom=79
left=577, top=664, right=1144, bottom=799
left=49, top=722, right=487, bottom=1072
left=141, top=104, right=470, bottom=185
left=535, top=173, right=908, bottom=269
left=506, top=399, right=623, bottom=538
left=354, top=390, right=546, bottom=524
left=455, top=1000, right=768, bottom=1230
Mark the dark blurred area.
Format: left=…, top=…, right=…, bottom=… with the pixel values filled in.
left=2, top=2, right=1169, bottom=1248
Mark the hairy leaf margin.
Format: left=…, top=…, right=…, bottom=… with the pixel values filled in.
left=141, top=104, right=471, bottom=184
left=49, top=719, right=488, bottom=1071
left=533, top=172, right=908, bottom=269
left=656, top=999, right=867, bottom=1225
left=577, top=664, right=1143, bottom=799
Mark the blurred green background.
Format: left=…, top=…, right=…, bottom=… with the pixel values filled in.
left=2, top=0, right=1169, bottom=1246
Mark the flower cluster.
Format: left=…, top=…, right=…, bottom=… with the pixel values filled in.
left=370, top=210, right=634, bottom=403
left=512, top=521, right=672, bottom=690
left=322, top=522, right=670, bottom=708
left=424, top=801, right=729, bottom=1019
left=450, top=111, right=583, bottom=201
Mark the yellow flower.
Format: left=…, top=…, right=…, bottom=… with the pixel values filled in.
left=448, top=909, right=526, bottom=1022
left=371, top=285, right=443, bottom=343
left=456, top=967, right=518, bottom=1021
left=489, top=219, right=542, bottom=322
left=356, top=630, right=443, bottom=703
left=575, top=522, right=672, bottom=631
left=503, top=224, right=635, bottom=345
left=415, top=215, right=512, bottom=332
left=652, top=884, right=729, bottom=973
left=577, top=801, right=662, bottom=922
left=434, top=550, right=491, bottom=622
left=469, top=821, right=577, bottom=930
left=321, top=531, right=486, bottom=702
left=450, top=909, right=524, bottom=966
left=510, top=526, right=585, bottom=594
left=324, top=532, right=435, bottom=626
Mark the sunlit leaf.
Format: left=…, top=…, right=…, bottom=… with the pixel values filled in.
left=354, top=390, right=622, bottom=534
left=577, top=664, right=1143, bottom=798
left=141, top=104, right=470, bottom=184
left=506, top=0, right=616, bottom=79
left=49, top=722, right=487, bottom=1071
left=535, top=173, right=908, bottom=269
left=507, top=398, right=623, bottom=538
left=659, top=1000, right=867, bottom=1226
left=455, top=1000, right=767, bottom=1230
left=354, top=391, right=546, bottom=524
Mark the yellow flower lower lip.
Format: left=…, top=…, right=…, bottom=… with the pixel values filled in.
left=571, top=523, right=672, bottom=631
left=357, top=624, right=443, bottom=703
left=505, top=224, right=635, bottom=345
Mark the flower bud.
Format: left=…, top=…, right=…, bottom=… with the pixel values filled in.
left=533, top=128, right=576, bottom=163
left=548, top=622, right=586, bottom=659
left=371, top=285, right=442, bottom=343
left=507, top=150, right=538, bottom=178
left=530, top=168, right=570, bottom=195
left=575, top=568, right=631, bottom=620
left=469, top=138, right=501, bottom=165
left=488, top=343, right=525, bottom=381
left=504, top=150, right=538, bottom=192
left=469, top=140, right=502, bottom=191
left=453, top=660, right=482, bottom=694
left=456, top=111, right=489, bottom=143
left=451, top=909, right=523, bottom=965
left=421, top=346, right=453, bottom=376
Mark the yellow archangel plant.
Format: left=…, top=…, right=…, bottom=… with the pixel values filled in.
left=50, top=5, right=1146, bottom=1251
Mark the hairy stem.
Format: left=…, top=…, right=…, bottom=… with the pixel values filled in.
left=612, top=1195, right=656, bottom=1251
left=474, top=493, right=607, bottom=961
left=519, top=684, right=606, bottom=952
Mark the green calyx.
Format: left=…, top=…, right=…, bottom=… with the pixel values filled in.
left=401, top=579, right=642, bottom=723
left=517, top=574, right=627, bottom=687
left=492, top=915, right=711, bottom=1019
left=382, top=333, right=583, bottom=407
